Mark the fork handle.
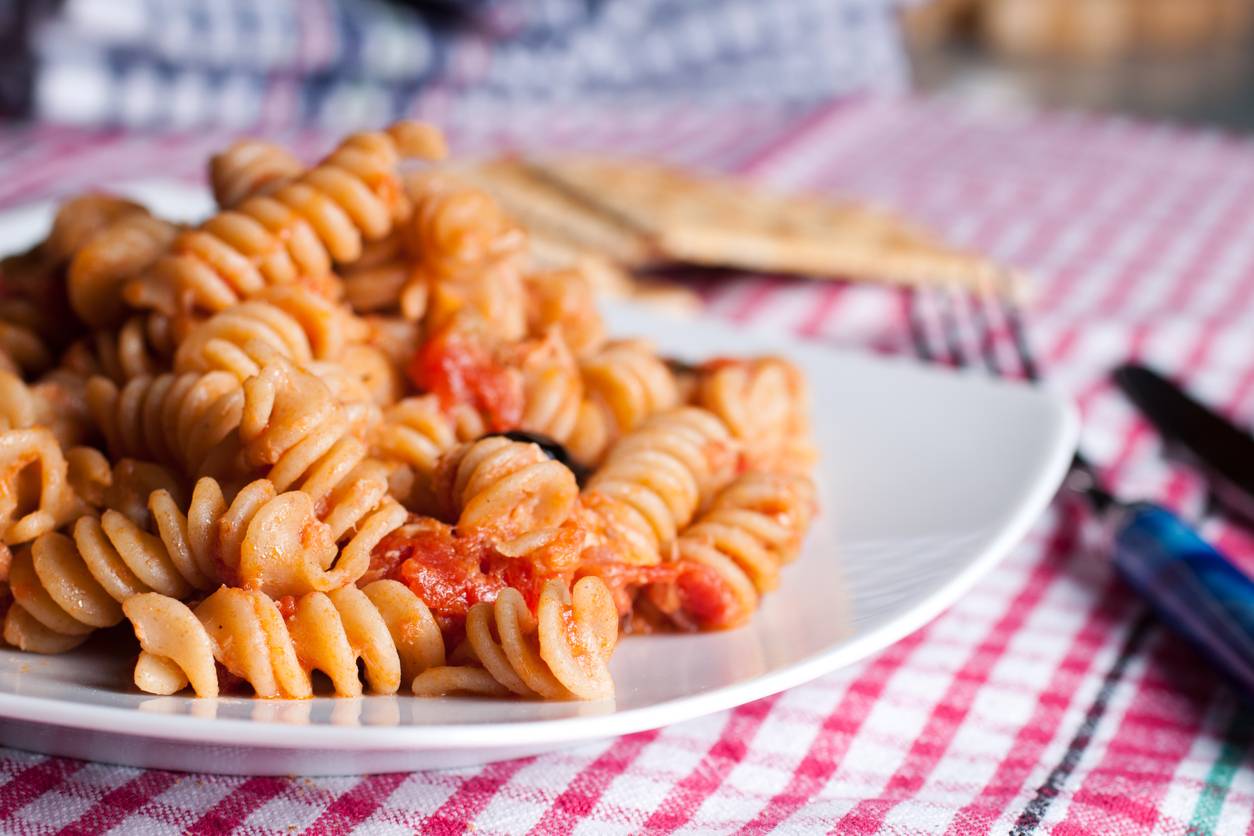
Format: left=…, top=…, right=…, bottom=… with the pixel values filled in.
left=1112, top=502, right=1254, bottom=697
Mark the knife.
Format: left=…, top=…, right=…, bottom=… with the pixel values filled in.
left=1113, top=362, right=1254, bottom=528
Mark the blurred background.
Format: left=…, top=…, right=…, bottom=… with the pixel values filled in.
left=905, top=0, right=1254, bottom=130
left=3, top=0, right=1251, bottom=134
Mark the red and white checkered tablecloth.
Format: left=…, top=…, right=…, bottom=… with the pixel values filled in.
left=2, top=97, right=1254, bottom=835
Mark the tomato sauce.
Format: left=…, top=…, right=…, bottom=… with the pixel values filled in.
left=274, top=595, right=298, bottom=622
left=674, top=561, right=744, bottom=630
left=372, top=518, right=744, bottom=635
left=407, top=324, right=522, bottom=431
left=577, top=558, right=678, bottom=618
left=373, top=520, right=542, bottom=629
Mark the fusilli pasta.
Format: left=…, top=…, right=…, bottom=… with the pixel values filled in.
left=0, top=428, right=81, bottom=547
left=238, top=356, right=406, bottom=556
left=200, top=477, right=394, bottom=597
left=568, top=340, right=679, bottom=464
left=209, top=139, right=304, bottom=209
left=667, top=471, right=816, bottom=629
left=695, top=357, right=816, bottom=473
left=514, top=332, right=584, bottom=446
left=174, top=285, right=363, bottom=380
left=87, top=371, right=245, bottom=480
left=68, top=212, right=177, bottom=328
left=433, top=435, right=580, bottom=543
left=63, top=314, right=176, bottom=383
left=0, top=119, right=818, bottom=704
left=0, top=369, right=92, bottom=449
left=124, top=580, right=445, bottom=697
left=411, top=577, right=616, bottom=700
left=126, top=122, right=445, bottom=317
left=3, top=482, right=218, bottom=653
left=0, top=289, right=56, bottom=377
left=523, top=267, right=607, bottom=358
left=582, top=407, right=737, bottom=566
left=372, top=394, right=459, bottom=509
left=402, top=172, right=526, bottom=285
left=341, top=235, right=415, bottom=315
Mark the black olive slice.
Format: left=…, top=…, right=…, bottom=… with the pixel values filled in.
left=665, top=357, right=699, bottom=376
left=481, top=430, right=591, bottom=485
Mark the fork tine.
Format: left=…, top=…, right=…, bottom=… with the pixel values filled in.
left=991, top=288, right=1116, bottom=509
left=1002, top=300, right=1041, bottom=382
left=969, top=291, right=1007, bottom=376
left=938, top=289, right=968, bottom=367
left=908, top=284, right=971, bottom=367
left=906, top=287, right=936, bottom=362
left=911, top=278, right=1115, bottom=511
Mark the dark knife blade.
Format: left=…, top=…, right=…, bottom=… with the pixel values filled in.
left=1113, top=362, right=1254, bottom=527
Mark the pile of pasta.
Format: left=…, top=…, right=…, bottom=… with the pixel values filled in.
left=0, top=122, right=817, bottom=702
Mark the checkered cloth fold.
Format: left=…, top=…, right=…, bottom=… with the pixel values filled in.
left=1, top=97, right=1254, bottom=834
left=2, top=0, right=912, bottom=129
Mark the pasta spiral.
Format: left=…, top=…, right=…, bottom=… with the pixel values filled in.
left=401, top=172, right=526, bottom=284
left=583, top=407, right=737, bottom=566
left=173, top=285, right=362, bottom=381
left=695, top=357, right=816, bottom=473
left=433, top=435, right=579, bottom=543
left=97, top=458, right=186, bottom=528
left=372, top=395, right=459, bottom=508
left=0, top=368, right=92, bottom=449
left=341, top=235, right=420, bottom=317
left=670, top=471, right=816, bottom=629
left=423, top=269, right=529, bottom=343
left=87, top=371, right=244, bottom=480
left=209, top=139, right=304, bottom=208
left=523, top=268, right=607, bottom=358
left=515, top=333, right=584, bottom=446
left=63, top=314, right=176, bottom=384
left=337, top=341, right=403, bottom=406
left=200, top=477, right=396, bottom=596
left=238, top=357, right=406, bottom=549
left=3, top=467, right=402, bottom=654
left=68, top=213, right=178, bottom=328
left=1, top=195, right=164, bottom=375
left=0, top=372, right=51, bottom=437
left=0, top=371, right=101, bottom=547
left=2, top=482, right=218, bottom=654
left=411, top=577, right=616, bottom=700
left=502, top=336, right=681, bottom=468
left=126, top=121, right=447, bottom=317
left=43, top=193, right=148, bottom=267
left=124, top=580, right=446, bottom=697
left=0, top=317, right=52, bottom=377
left=0, top=428, right=81, bottom=547
left=64, top=446, right=112, bottom=514
left=567, top=340, right=679, bottom=465
left=0, top=290, right=58, bottom=377
left=0, top=195, right=157, bottom=372
left=394, top=171, right=530, bottom=334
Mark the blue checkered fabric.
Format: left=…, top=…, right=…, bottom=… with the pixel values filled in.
left=5, top=0, right=913, bottom=128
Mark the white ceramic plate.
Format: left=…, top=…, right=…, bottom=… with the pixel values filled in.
left=0, top=183, right=1078, bottom=775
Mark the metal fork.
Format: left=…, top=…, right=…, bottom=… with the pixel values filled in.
left=905, top=286, right=1114, bottom=512
left=906, top=283, right=1254, bottom=701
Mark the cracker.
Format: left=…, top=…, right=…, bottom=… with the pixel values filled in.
left=528, top=157, right=1023, bottom=297
left=458, top=158, right=660, bottom=269
left=457, top=160, right=702, bottom=312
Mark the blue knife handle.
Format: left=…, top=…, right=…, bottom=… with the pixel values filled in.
left=1111, top=502, right=1254, bottom=696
